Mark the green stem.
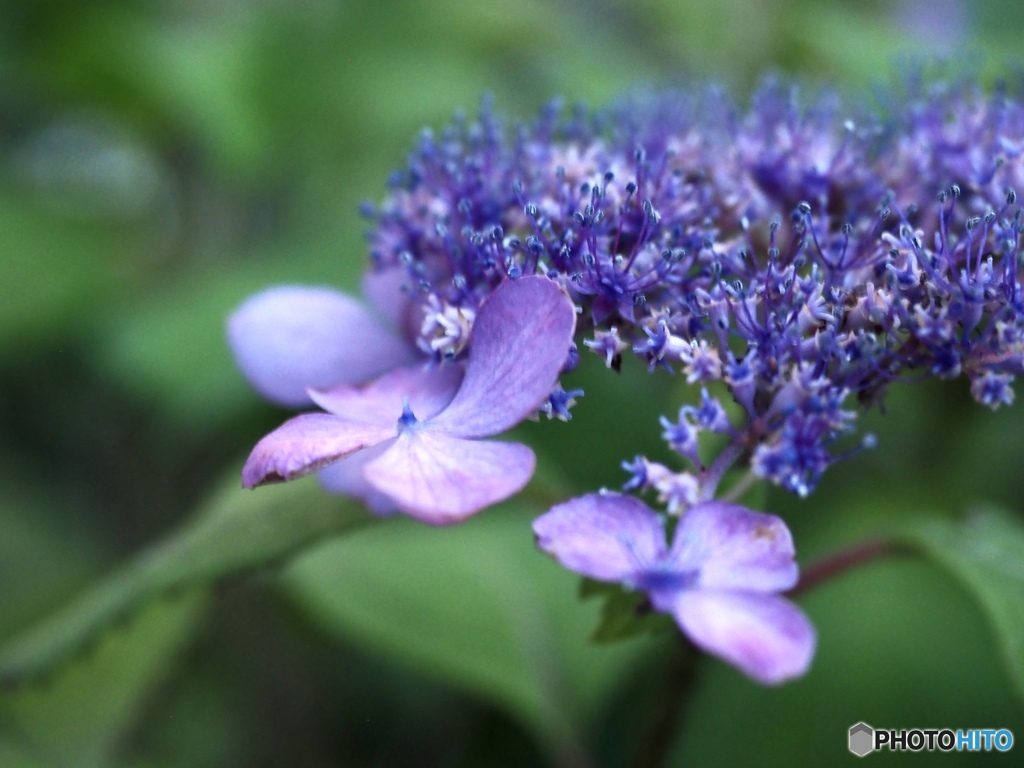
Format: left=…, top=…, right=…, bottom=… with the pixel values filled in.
left=698, top=442, right=746, bottom=501
left=632, top=636, right=698, bottom=768
left=720, top=468, right=758, bottom=504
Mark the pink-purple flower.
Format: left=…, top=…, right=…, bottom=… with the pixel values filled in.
left=241, top=275, right=577, bottom=524
left=533, top=492, right=815, bottom=684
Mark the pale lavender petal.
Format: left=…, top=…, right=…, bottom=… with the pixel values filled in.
left=362, top=265, right=420, bottom=339
left=669, top=502, right=799, bottom=592
left=228, top=285, right=415, bottom=407
left=532, top=492, right=668, bottom=583
left=362, top=430, right=535, bottom=525
left=317, top=444, right=399, bottom=515
left=668, top=590, right=816, bottom=685
left=430, top=276, right=577, bottom=438
left=242, top=413, right=395, bottom=488
left=310, top=364, right=462, bottom=424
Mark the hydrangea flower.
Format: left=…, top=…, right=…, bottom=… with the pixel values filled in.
left=242, top=275, right=577, bottom=523
left=533, top=492, right=815, bottom=684
left=233, top=74, right=1024, bottom=686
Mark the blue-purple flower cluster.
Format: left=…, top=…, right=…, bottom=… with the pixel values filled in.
left=229, top=74, right=1024, bottom=685
left=365, top=77, right=1024, bottom=498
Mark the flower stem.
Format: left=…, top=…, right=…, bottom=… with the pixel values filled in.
left=720, top=468, right=758, bottom=504
left=632, top=636, right=698, bottom=768
left=788, top=536, right=904, bottom=597
left=698, top=442, right=746, bottom=501
left=626, top=536, right=901, bottom=768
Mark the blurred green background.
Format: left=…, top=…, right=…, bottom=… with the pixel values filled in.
left=2, top=0, right=1024, bottom=766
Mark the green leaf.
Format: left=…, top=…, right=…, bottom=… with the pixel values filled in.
left=0, top=590, right=206, bottom=768
left=893, top=509, right=1024, bottom=702
left=579, top=580, right=675, bottom=643
left=282, top=504, right=656, bottom=760
left=0, top=476, right=371, bottom=686
left=0, top=190, right=138, bottom=352
left=0, top=477, right=104, bottom=643
left=669, top=556, right=1022, bottom=767
left=0, top=739, right=52, bottom=768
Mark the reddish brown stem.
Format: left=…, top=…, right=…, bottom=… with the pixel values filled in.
left=788, top=536, right=904, bottom=597
left=629, top=535, right=900, bottom=768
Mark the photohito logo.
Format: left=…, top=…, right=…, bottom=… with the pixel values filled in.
left=848, top=723, right=1014, bottom=756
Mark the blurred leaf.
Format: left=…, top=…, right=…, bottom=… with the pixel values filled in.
left=0, top=188, right=137, bottom=352
left=92, top=229, right=368, bottom=425
left=283, top=504, right=656, bottom=760
left=65, top=10, right=269, bottom=173
left=0, top=739, right=52, bottom=768
left=893, top=508, right=1024, bottom=702
left=526, top=352, right=677, bottom=492
left=0, top=589, right=205, bottom=768
left=0, top=477, right=103, bottom=643
left=798, top=5, right=1023, bottom=88
left=669, top=556, right=1022, bottom=766
left=0, top=476, right=371, bottom=686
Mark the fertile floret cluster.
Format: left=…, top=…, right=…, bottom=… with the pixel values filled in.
left=363, top=76, right=1024, bottom=497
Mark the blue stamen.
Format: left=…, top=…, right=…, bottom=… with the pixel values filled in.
left=397, top=400, right=418, bottom=432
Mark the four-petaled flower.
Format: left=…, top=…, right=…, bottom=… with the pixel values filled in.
left=533, top=492, right=815, bottom=684
left=242, top=275, right=577, bottom=524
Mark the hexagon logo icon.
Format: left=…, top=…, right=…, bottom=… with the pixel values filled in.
left=849, top=722, right=874, bottom=757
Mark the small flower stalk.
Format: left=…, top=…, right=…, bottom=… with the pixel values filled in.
left=229, top=72, right=1024, bottom=685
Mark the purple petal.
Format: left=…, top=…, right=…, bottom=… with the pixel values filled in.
left=310, top=364, right=462, bottom=424
left=669, top=502, right=799, bottom=592
left=668, top=590, right=816, bottom=685
left=429, top=276, right=577, bottom=438
left=532, top=492, right=668, bottom=583
left=228, top=285, right=415, bottom=407
left=242, top=413, right=395, bottom=488
left=362, top=431, right=535, bottom=525
left=317, top=444, right=399, bottom=515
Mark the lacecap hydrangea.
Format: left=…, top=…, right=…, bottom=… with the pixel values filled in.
left=228, top=75, right=1024, bottom=685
